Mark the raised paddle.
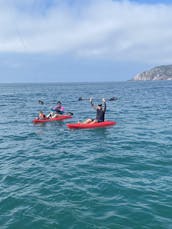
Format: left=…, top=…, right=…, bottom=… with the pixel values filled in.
left=78, top=97, right=118, bottom=101
left=38, top=100, right=44, bottom=105
left=37, top=100, right=74, bottom=116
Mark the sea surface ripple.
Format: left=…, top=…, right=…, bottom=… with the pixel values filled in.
left=0, top=82, right=172, bottom=229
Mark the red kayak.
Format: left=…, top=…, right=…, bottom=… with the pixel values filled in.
left=67, top=121, right=116, bottom=129
left=33, top=115, right=72, bottom=123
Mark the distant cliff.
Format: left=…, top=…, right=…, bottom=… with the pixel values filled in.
left=132, top=65, right=172, bottom=81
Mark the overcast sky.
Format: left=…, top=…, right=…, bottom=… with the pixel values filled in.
left=0, top=0, right=172, bottom=82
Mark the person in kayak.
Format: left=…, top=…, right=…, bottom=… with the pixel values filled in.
left=83, top=98, right=106, bottom=124
left=47, top=101, right=65, bottom=118
left=52, top=101, right=65, bottom=114
left=38, top=111, right=46, bottom=120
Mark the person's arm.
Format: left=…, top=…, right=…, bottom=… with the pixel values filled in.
left=59, top=106, right=65, bottom=114
left=102, top=98, right=106, bottom=112
left=51, top=106, right=57, bottom=111
left=90, top=98, right=96, bottom=110
left=60, top=106, right=64, bottom=112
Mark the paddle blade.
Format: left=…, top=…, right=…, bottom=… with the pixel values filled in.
left=108, top=97, right=118, bottom=101
left=38, top=100, right=44, bottom=105
left=67, top=112, right=74, bottom=116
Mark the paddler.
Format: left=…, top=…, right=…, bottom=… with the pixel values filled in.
left=52, top=101, right=64, bottom=114
left=38, top=111, right=46, bottom=120
left=83, top=98, right=106, bottom=124
left=47, top=101, right=65, bottom=118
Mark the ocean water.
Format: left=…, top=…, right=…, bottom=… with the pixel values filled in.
left=0, top=81, right=172, bottom=229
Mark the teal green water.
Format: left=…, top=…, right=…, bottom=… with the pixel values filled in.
left=0, top=82, right=172, bottom=228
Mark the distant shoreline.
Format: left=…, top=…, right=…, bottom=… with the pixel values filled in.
left=131, top=64, right=172, bottom=81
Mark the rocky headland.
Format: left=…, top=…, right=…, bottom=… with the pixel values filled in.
left=131, top=65, right=172, bottom=81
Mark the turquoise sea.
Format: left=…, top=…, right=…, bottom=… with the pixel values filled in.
left=0, top=81, right=172, bottom=229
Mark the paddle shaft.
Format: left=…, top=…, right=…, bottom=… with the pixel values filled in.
left=78, top=97, right=118, bottom=101
left=37, top=100, right=73, bottom=115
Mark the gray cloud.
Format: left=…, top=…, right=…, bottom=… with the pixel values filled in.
left=0, top=0, right=172, bottom=64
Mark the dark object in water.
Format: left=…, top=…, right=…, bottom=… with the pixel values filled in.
left=109, top=97, right=118, bottom=101
left=38, top=100, right=44, bottom=105
left=78, top=97, right=118, bottom=101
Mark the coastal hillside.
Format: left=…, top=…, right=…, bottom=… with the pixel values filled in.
left=132, top=65, right=172, bottom=80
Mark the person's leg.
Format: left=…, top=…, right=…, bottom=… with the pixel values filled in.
left=90, top=119, right=97, bottom=124
left=52, top=113, right=59, bottom=118
left=83, top=118, right=92, bottom=124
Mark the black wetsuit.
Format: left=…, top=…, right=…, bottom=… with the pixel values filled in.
left=91, top=101, right=106, bottom=122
